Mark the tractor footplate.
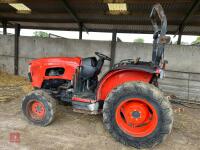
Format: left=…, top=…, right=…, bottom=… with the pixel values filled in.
left=72, top=92, right=102, bottom=115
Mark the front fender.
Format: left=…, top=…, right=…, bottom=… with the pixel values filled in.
left=96, top=70, right=153, bottom=101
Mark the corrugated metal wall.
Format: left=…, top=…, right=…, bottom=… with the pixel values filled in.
left=159, top=70, right=200, bottom=103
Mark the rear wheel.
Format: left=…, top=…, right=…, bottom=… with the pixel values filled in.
left=103, top=82, right=173, bottom=149
left=22, top=90, right=57, bottom=126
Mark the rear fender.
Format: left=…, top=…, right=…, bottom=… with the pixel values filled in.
left=96, top=70, right=153, bottom=101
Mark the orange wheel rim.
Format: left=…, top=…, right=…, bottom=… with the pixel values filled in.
left=28, top=100, right=46, bottom=120
left=115, top=98, right=158, bottom=137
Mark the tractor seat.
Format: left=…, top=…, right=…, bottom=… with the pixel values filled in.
left=81, top=57, right=98, bottom=79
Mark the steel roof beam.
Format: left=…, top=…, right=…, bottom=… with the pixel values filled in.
left=61, top=0, right=88, bottom=32
left=3, top=18, right=200, bottom=26
left=1, top=24, right=199, bottom=35
left=176, top=0, right=200, bottom=36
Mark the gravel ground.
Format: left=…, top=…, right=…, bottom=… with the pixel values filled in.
left=0, top=72, right=200, bottom=150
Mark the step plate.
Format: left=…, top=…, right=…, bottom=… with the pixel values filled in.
left=72, top=97, right=102, bottom=115
left=72, top=97, right=97, bottom=103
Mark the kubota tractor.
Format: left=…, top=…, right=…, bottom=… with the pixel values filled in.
left=22, top=4, right=173, bottom=149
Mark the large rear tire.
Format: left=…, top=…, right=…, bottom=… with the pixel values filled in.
left=103, top=82, right=173, bottom=149
left=21, top=90, right=57, bottom=126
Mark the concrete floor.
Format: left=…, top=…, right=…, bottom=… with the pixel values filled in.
left=0, top=73, right=200, bottom=150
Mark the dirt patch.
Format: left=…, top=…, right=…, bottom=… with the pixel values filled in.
left=0, top=71, right=32, bottom=102
left=0, top=72, right=200, bottom=150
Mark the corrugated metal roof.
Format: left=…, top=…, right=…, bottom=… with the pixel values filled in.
left=0, top=0, right=199, bottom=35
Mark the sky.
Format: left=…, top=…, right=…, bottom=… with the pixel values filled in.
left=0, top=28, right=198, bottom=44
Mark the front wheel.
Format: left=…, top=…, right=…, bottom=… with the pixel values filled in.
left=21, top=90, right=57, bottom=126
left=103, top=82, right=173, bottom=149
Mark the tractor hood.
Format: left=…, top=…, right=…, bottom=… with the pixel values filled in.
left=29, top=57, right=82, bottom=66
left=29, top=57, right=82, bottom=88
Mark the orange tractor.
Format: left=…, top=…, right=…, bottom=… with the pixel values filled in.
left=22, top=4, right=173, bottom=149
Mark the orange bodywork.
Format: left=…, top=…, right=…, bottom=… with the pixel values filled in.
left=97, top=70, right=153, bottom=101
left=29, top=57, right=154, bottom=101
left=30, top=57, right=81, bottom=88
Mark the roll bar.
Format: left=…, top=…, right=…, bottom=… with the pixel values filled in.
left=150, top=4, right=170, bottom=66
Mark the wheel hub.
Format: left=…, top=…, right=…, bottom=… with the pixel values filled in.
left=132, top=111, right=140, bottom=118
left=36, top=105, right=42, bottom=112
left=115, top=98, right=158, bottom=137
left=29, top=100, right=46, bottom=120
left=122, top=101, right=151, bottom=126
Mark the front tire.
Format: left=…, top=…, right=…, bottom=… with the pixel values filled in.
left=21, top=90, right=57, bottom=126
left=103, top=82, right=173, bottom=149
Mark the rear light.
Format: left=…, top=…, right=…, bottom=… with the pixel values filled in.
left=156, top=68, right=160, bottom=74
left=155, top=68, right=165, bottom=79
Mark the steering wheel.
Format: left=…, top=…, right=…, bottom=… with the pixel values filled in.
left=95, top=52, right=112, bottom=61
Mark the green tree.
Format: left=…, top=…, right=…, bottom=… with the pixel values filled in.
left=192, top=36, right=200, bottom=45
left=133, top=38, right=144, bottom=43
left=33, top=31, right=49, bottom=38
